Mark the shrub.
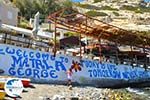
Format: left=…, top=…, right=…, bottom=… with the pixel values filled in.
left=93, top=0, right=104, bottom=3
left=64, top=32, right=78, bottom=37
left=18, top=22, right=28, bottom=28
left=18, top=18, right=29, bottom=28
left=76, top=4, right=118, bottom=11
left=100, top=6, right=118, bottom=11
left=86, top=11, right=108, bottom=17
left=113, top=12, right=119, bottom=16
left=121, top=5, right=137, bottom=11
left=120, top=5, right=150, bottom=13
left=76, top=3, right=101, bottom=10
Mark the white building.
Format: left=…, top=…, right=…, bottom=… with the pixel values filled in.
left=0, top=0, right=18, bottom=26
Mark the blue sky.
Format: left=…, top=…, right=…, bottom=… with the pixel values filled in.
left=72, top=0, right=150, bottom=3
left=71, top=0, right=84, bottom=2
left=144, top=0, right=150, bottom=2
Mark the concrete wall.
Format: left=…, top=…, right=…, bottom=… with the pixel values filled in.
left=0, top=44, right=149, bottom=86
left=0, top=2, right=18, bottom=26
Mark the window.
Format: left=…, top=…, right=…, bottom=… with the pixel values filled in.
left=7, top=11, right=13, bottom=20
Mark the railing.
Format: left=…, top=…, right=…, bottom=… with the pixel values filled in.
left=0, top=33, right=52, bottom=52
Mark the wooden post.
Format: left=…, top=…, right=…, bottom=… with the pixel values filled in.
left=115, top=41, right=119, bottom=65
left=54, top=18, right=57, bottom=57
left=49, top=21, right=51, bottom=31
left=79, top=22, right=82, bottom=60
left=134, top=55, right=137, bottom=67
left=99, top=38, right=102, bottom=62
left=79, top=31, right=82, bottom=60
left=48, top=21, right=51, bottom=52
left=143, top=39, right=147, bottom=70
left=85, top=15, right=88, bottom=54
left=130, top=45, right=134, bottom=67
left=4, top=33, right=7, bottom=44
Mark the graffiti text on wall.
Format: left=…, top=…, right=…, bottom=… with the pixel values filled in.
left=82, top=60, right=150, bottom=80
left=0, top=46, right=68, bottom=79
left=0, top=45, right=149, bottom=81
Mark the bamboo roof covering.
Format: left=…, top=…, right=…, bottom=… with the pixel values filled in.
left=48, top=8, right=150, bottom=47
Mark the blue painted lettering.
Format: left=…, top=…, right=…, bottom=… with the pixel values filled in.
left=29, top=52, right=34, bottom=58
left=11, top=56, right=22, bottom=67
left=29, top=58, right=36, bottom=68
left=33, top=69, right=40, bottom=78
left=0, top=49, right=5, bottom=55
left=42, top=53, right=49, bottom=60
left=25, top=68, right=32, bottom=76
left=22, top=58, right=29, bottom=67
left=23, top=51, right=28, bottom=58
left=16, top=49, right=22, bottom=57
left=50, top=70, right=58, bottom=78
left=43, top=60, right=53, bottom=69
left=6, top=47, right=15, bottom=54
left=35, top=59, right=44, bottom=69
left=36, top=52, right=41, bottom=59
left=59, top=56, right=65, bottom=62
left=93, top=69, right=98, bottom=77
left=8, top=67, right=16, bottom=76
left=88, top=70, right=92, bottom=77
left=65, top=58, right=68, bottom=63
left=17, top=68, right=24, bottom=76
left=50, top=55, right=55, bottom=61
left=55, top=61, right=66, bottom=71
left=101, top=64, right=105, bottom=69
left=41, top=70, right=48, bottom=78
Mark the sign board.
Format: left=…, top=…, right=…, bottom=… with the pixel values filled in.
left=4, top=78, right=23, bottom=97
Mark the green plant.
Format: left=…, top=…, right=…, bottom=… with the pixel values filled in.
left=100, top=6, right=118, bottom=11
left=113, top=12, right=119, bottom=16
left=76, top=3, right=90, bottom=8
left=18, top=18, right=29, bottom=28
left=77, top=4, right=118, bottom=11
left=86, top=11, right=108, bottom=17
left=134, top=10, right=143, bottom=13
left=12, top=0, right=62, bottom=20
left=64, top=32, right=78, bottom=37
left=76, top=3, right=101, bottom=10
left=93, top=0, right=104, bottom=3
left=121, top=5, right=138, bottom=11
left=120, top=5, right=150, bottom=13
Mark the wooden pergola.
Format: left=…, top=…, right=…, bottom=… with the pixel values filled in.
left=47, top=8, right=150, bottom=59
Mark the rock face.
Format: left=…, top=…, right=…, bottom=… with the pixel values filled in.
left=78, top=0, right=150, bottom=31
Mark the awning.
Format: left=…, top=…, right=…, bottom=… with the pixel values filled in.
left=48, top=8, right=150, bottom=47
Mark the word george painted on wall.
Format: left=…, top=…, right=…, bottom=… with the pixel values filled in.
left=0, top=44, right=150, bottom=81
left=0, top=46, right=69, bottom=79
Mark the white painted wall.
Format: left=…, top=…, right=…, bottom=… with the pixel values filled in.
left=0, top=44, right=149, bottom=84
